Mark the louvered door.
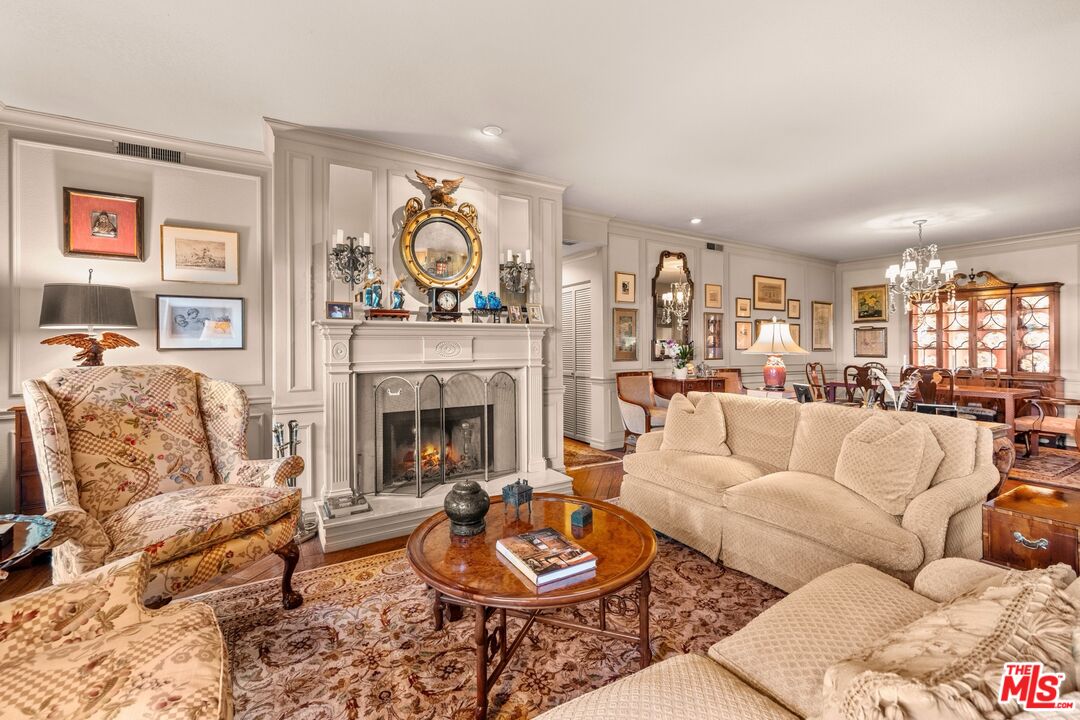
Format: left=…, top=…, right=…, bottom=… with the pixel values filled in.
left=562, top=283, right=593, bottom=440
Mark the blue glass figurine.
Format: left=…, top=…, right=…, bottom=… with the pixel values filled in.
left=391, top=279, right=405, bottom=310
left=363, top=287, right=374, bottom=307
left=371, top=283, right=383, bottom=308
left=487, top=292, right=502, bottom=311
left=474, top=290, right=488, bottom=309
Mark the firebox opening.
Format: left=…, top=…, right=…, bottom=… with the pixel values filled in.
left=381, top=404, right=495, bottom=493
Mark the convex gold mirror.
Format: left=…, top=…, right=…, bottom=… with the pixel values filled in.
left=400, top=172, right=482, bottom=290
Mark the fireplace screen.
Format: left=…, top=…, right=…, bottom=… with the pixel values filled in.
left=374, top=371, right=517, bottom=497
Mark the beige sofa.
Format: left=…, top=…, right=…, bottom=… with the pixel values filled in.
left=622, top=393, right=999, bottom=591
left=538, top=559, right=1080, bottom=720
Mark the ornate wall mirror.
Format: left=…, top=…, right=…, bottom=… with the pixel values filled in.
left=652, top=250, right=693, bottom=360
left=400, top=173, right=482, bottom=290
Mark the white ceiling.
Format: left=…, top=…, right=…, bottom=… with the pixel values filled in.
left=3, top=1, right=1080, bottom=261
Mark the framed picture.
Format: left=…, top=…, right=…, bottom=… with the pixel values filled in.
left=526, top=303, right=545, bottom=323
left=811, top=301, right=834, bottom=351
left=851, top=285, right=890, bottom=323
left=325, top=301, right=353, bottom=320
left=753, top=275, right=786, bottom=311
left=161, top=225, right=239, bottom=284
left=854, top=326, right=888, bottom=358
left=790, top=322, right=801, bottom=347
left=705, top=284, right=722, bottom=309
left=613, top=308, right=638, bottom=361
left=787, top=299, right=801, bottom=318
left=508, top=305, right=526, bottom=324
left=735, top=297, right=751, bottom=318
left=614, top=271, right=636, bottom=303
left=704, top=312, right=723, bottom=360
left=156, top=294, right=244, bottom=350
left=63, top=187, right=144, bottom=260
left=735, top=321, right=753, bottom=350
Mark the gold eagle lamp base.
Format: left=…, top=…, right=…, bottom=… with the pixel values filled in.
left=40, top=332, right=138, bottom=367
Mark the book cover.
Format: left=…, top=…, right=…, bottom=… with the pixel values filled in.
left=496, top=527, right=597, bottom=585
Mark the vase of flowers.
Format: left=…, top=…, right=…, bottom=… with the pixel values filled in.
left=664, top=341, right=694, bottom=380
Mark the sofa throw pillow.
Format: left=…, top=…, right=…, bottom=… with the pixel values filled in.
left=660, top=393, right=731, bottom=456
left=821, top=564, right=1080, bottom=720
left=834, top=413, right=943, bottom=515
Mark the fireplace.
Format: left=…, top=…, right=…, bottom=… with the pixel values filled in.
left=374, top=371, right=517, bottom=497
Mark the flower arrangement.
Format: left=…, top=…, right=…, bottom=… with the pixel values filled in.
left=661, top=340, right=694, bottom=369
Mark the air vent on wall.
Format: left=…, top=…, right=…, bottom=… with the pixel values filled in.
left=115, top=141, right=183, bottom=164
left=705, top=242, right=724, bottom=252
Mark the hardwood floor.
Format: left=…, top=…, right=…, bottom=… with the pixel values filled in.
left=0, top=438, right=627, bottom=603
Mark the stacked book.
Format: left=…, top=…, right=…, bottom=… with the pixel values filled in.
left=496, top=527, right=597, bottom=587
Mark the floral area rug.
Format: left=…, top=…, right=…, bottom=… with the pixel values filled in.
left=562, top=442, right=621, bottom=469
left=1009, top=445, right=1080, bottom=491
left=196, top=537, right=784, bottom=719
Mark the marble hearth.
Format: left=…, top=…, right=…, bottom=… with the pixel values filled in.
left=314, top=319, right=572, bottom=551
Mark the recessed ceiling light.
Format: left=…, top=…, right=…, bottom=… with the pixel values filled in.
left=690, top=217, right=702, bottom=225
left=481, top=125, right=503, bottom=137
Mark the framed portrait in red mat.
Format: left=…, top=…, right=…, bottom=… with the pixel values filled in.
left=63, top=187, right=144, bottom=260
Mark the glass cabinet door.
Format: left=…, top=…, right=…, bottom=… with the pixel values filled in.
left=911, top=302, right=939, bottom=367
left=1015, top=293, right=1052, bottom=375
left=941, top=299, right=969, bottom=370
left=973, top=296, right=1009, bottom=370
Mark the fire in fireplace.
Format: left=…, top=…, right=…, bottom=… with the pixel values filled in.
left=381, top=404, right=495, bottom=492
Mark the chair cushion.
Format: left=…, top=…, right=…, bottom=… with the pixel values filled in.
left=688, top=392, right=798, bottom=470
left=724, top=472, right=924, bottom=571
left=623, top=449, right=776, bottom=504
left=648, top=405, right=667, bottom=427
left=835, top=414, right=944, bottom=515
left=534, top=653, right=798, bottom=720
left=1015, top=415, right=1077, bottom=436
left=102, top=484, right=300, bottom=564
left=709, top=563, right=937, bottom=718
left=40, top=365, right=217, bottom=519
left=660, top=393, right=731, bottom=456
left=822, top=564, right=1079, bottom=720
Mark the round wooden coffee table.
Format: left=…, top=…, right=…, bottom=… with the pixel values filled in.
left=407, top=493, right=656, bottom=719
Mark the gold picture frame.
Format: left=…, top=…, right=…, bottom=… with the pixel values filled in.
left=787, top=298, right=800, bottom=318
left=614, top=271, right=636, bottom=303
left=854, top=325, right=888, bottom=358
left=811, top=301, right=834, bottom=351
left=735, top=297, right=751, bottom=318
left=735, top=321, right=753, bottom=350
left=613, top=308, right=638, bottom=361
left=851, top=284, right=889, bottom=323
left=790, top=322, right=801, bottom=347
left=705, top=284, right=722, bottom=309
left=753, top=275, right=786, bottom=311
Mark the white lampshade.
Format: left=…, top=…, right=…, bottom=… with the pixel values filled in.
left=927, top=257, right=941, bottom=271
left=744, top=319, right=808, bottom=355
left=885, top=264, right=900, bottom=280
left=941, top=260, right=958, bottom=274
left=901, top=261, right=917, bottom=277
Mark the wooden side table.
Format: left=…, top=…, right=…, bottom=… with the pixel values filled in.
left=9, top=406, right=45, bottom=515
left=982, top=484, right=1080, bottom=574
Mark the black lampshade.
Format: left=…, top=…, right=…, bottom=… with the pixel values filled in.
left=39, top=283, right=137, bottom=330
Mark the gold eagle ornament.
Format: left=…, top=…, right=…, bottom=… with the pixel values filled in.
left=41, top=332, right=138, bottom=367
left=415, top=171, right=464, bottom=208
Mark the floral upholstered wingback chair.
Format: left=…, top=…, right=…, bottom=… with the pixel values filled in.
left=22, top=364, right=305, bottom=609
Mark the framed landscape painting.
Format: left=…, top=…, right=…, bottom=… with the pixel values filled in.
left=811, top=301, right=834, bottom=351
left=157, top=294, right=244, bottom=350
left=735, top=297, right=751, bottom=318
left=854, top=325, right=888, bottom=358
left=63, top=187, right=144, bottom=260
left=852, top=284, right=889, bottom=323
left=161, top=225, right=239, bottom=284
left=613, top=308, right=638, bottom=361
left=753, top=275, right=786, bottom=311
left=735, top=321, right=753, bottom=350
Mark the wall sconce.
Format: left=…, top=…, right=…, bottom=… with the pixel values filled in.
left=327, top=229, right=374, bottom=291
left=499, top=248, right=534, bottom=295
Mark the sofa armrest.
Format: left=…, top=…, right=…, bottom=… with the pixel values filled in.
left=39, top=503, right=112, bottom=573
left=901, top=464, right=998, bottom=564
left=637, top=430, right=665, bottom=453
left=226, top=455, right=305, bottom=488
left=913, top=558, right=1008, bottom=603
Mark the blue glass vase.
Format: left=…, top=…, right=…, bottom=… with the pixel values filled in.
left=473, top=291, right=488, bottom=309
left=487, top=292, right=502, bottom=310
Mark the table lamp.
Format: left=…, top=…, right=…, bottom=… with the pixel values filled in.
left=744, top=317, right=808, bottom=390
left=39, top=270, right=138, bottom=366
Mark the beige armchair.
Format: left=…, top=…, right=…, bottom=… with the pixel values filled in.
left=22, top=364, right=304, bottom=608
left=616, top=371, right=668, bottom=451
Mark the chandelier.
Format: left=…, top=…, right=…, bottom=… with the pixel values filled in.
left=661, top=281, right=691, bottom=328
left=885, top=220, right=958, bottom=312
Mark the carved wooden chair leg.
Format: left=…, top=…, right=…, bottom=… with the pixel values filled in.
left=274, top=538, right=304, bottom=609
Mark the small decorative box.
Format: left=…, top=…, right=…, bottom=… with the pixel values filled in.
left=502, top=478, right=533, bottom=520
left=571, top=504, right=593, bottom=529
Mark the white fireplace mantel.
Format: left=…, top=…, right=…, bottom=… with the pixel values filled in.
left=312, top=318, right=571, bottom=550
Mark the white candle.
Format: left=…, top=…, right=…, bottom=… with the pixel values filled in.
left=335, top=229, right=344, bottom=245
left=524, top=249, right=532, bottom=264
left=362, top=232, right=370, bottom=247
left=506, top=249, right=514, bottom=263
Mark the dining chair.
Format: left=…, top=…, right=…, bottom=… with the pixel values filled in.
left=954, top=366, right=1003, bottom=421
left=1014, top=393, right=1080, bottom=457
left=900, top=365, right=956, bottom=406
left=843, top=363, right=887, bottom=406
left=804, top=362, right=828, bottom=401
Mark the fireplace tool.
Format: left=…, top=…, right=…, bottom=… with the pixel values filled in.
left=273, top=420, right=318, bottom=543
left=321, top=448, right=373, bottom=520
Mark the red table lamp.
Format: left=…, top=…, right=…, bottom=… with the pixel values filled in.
left=745, top=317, right=808, bottom=390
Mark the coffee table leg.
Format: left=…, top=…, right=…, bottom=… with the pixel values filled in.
left=474, top=607, right=489, bottom=720
left=432, top=588, right=444, bottom=631
left=638, top=570, right=652, bottom=668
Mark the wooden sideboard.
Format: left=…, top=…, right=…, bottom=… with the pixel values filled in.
left=9, top=406, right=45, bottom=515
left=653, top=369, right=744, bottom=399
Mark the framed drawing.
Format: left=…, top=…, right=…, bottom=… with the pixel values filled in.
left=161, top=225, right=239, bottom=284
left=854, top=326, right=888, bottom=358
left=753, top=275, right=786, bottom=311
left=704, top=284, right=722, bottom=309
left=156, top=294, right=244, bottom=350
left=851, top=284, right=889, bottom=323
left=63, top=187, right=144, bottom=260
left=811, top=301, right=834, bottom=351
left=735, top=321, right=753, bottom=350
left=614, top=271, right=636, bottom=303
left=703, top=312, right=723, bottom=360
left=613, top=308, right=638, bottom=361
left=787, top=299, right=801, bottom=318
left=325, top=301, right=353, bottom=320
left=790, top=322, right=801, bottom=347
left=735, top=297, right=751, bottom=318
